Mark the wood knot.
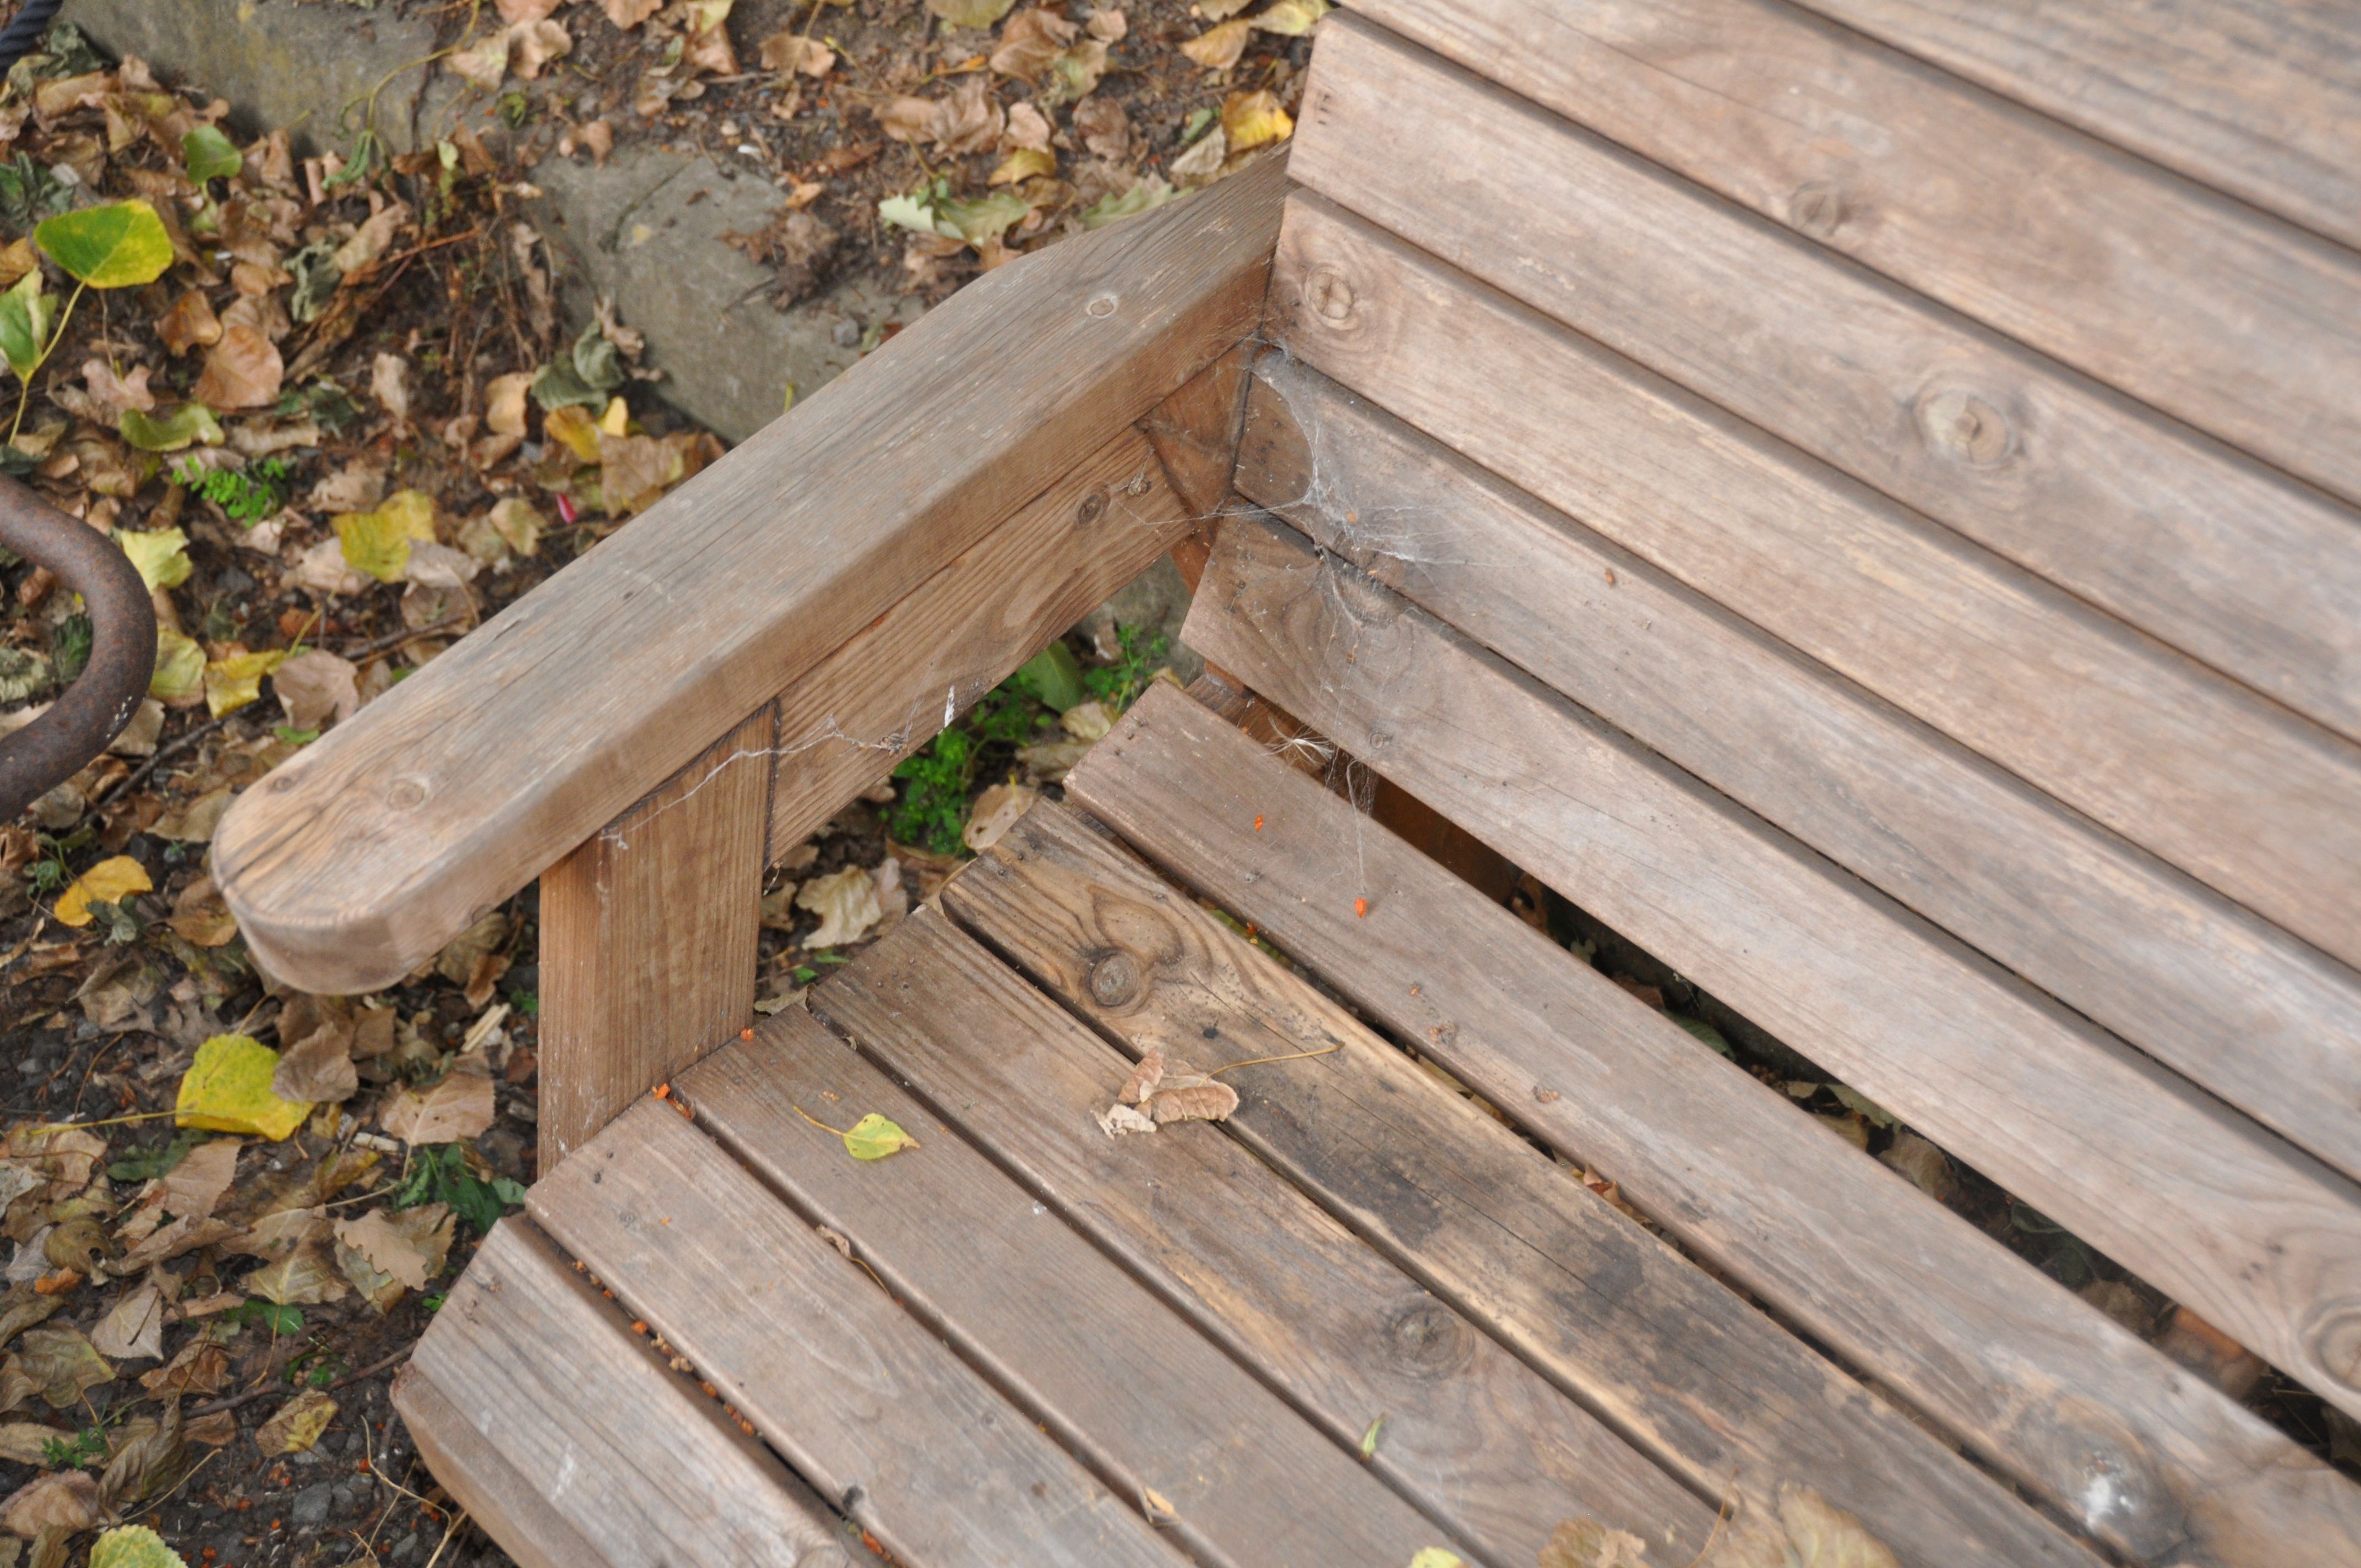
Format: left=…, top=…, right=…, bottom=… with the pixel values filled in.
left=1303, top=265, right=1356, bottom=325
left=2308, top=1305, right=2361, bottom=1389
left=1088, top=951, right=1143, bottom=1008
left=1918, top=387, right=2013, bottom=467
left=384, top=776, right=428, bottom=810
left=1085, top=293, right=1119, bottom=318
left=1075, top=489, right=1109, bottom=527
left=1787, top=179, right=1846, bottom=238
left=1383, top=1295, right=1473, bottom=1379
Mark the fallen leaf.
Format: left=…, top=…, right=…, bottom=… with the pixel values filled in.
left=1096, top=1102, right=1157, bottom=1136
left=270, top=650, right=359, bottom=731
left=1250, top=0, right=1330, bottom=34
left=1073, top=97, right=1133, bottom=161
left=1149, top=1080, right=1239, bottom=1125
left=842, top=1114, right=918, bottom=1161
left=115, top=1135, right=238, bottom=1247
left=182, top=1412, right=236, bottom=1449
left=1222, top=88, right=1292, bottom=150
left=89, top=1526, right=187, bottom=1568
left=118, top=404, right=223, bottom=454
left=202, top=648, right=287, bottom=719
left=151, top=786, right=231, bottom=842
left=53, top=857, right=151, bottom=928
left=1876, top=1130, right=1954, bottom=1202
left=758, top=31, right=835, bottom=76
left=241, top=1243, right=346, bottom=1306
left=270, top=1019, right=357, bottom=1104
left=1406, top=1553, right=1464, bottom=1568
left=116, top=528, right=191, bottom=591
left=79, top=358, right=153, bottom=419
left=1359, top=1414, right=1384, bottom=1459
left=35, top=199, right=173, bottom=288
left=0, top=1425, right=59, bottom=1467
left=930, top=0, right=1016, bottom=25
left=334, top=489, right=437, bottom=583
left=308, top=459, right=384, bottom=513
left=0, top=1470, right=99, bottom=1539
left=963, top=781, right=1037, bottom=853
left=189, top=324, right=282, bottom=410
left=482, top=371, right=531, bottom=438
left=333, top=1205, right=452, bottom=1292
left=1119, top=1047, right=1166, bottom=1106
left=496, top=0, right=564, bottom=18
left=991, top=7, right=1076, bottom=77
left=1169, top=125, right=1227, bottom=183
left=89, top=1283, right=164, bottom=1362
left=796, top=867, right=883, bottom=949
left=16, top=1327, right=111, bottom=1409
left=138, top=1339, right=228, bottom=1400
left=1181, top=18, right=1250, bottom=68
left=1004, top=100, right=1052, bottom=151
left=377, top=1059, right=496, bottom=1145
left=369, top=351, right=411, bottom=423
left=512, top=18, right=574, bottom=79
left=175, top=1035, right=312, bottom=1142
left=602, top=0, right=664, bottom=24
left=254, top=1389, right=335, bottom=1455
left=156, top=292, right=221, bottom=356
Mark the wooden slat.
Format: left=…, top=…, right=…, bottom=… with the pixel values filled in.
left=766, top=428, right=1188, bottom=856
left=1066, top=681, right=2361, bottom=1568
left=528, top=1100, right=1189, bottom=1568
left=1338, top=0, right=2361, bottom=505
left=1234, top=356, right=2361, bottom=1183
left=944, top=799, right=2098, bottom=1567
left=812, top=908, right=1718, bottom=1565
left=1788, top=0, right=2361, bottom=251
left=214, top=155, right=1286, bottom=994
left=398, top=1218, right=851, bottom=1568
left=681, top=1011, right=1453, bottom=1568
left=1264, top=192, right=2361, bottom=972
left=1178, top=517, right=2361, bottom=1433
left=540, top=704, right=774, bottom=1167
left=1291, top=15, right=2361, bottom=743
left=1138, top=341, right=1254, bottom=519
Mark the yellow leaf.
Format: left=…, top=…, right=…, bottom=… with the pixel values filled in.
left=116, top=527, right=192, bottom=590
left=175, top=1034, right=312, bottom=1141
left=333, top=489, right=437, bottom=584
left=1180, top=18, right=1250, bottom=69
left=597, top=394, right=630, bottom=437
left=91, top=1524, right=190, bottom=1568
left=988, top=146, right=1057, bottom=186
left=150, top=627, right=206, bottom=705
left=1222, top=88, right=1293, bottom=150
left=203, top=648, right=287, bottom=718
left=1407, top=1554, right=1465, bottom=1568
left=53, top=854, right=151, bottom=927
left=843, top=1113, right=918, bottom=1160
left=1250, top=0, right=1330, bottom=34
left=255, top=1389, right=336, bottom=1455
left=543, top=402, right=603, bottom=463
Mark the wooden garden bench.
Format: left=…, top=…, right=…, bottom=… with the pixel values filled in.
left=213, top=2, right=2361, bottom=1564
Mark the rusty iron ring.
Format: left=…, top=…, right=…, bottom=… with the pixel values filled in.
left=0, top=474, right=156, bottom=821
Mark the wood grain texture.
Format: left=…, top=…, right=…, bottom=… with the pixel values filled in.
left=1235, top=357, right=2361, bottom=1182
left=1067, top=681, right=2361, bottom=1568
left=539, top=704, right=774, bottom=1169
left=683, top=1010, right=1452, bottom=1568
left=213, top=155, right=1286, bottom=994
left=812, top=908, right=1713, bottom=1565
left=530, top=1099, right=1190, bottom=1568
left=398, top=1218, right=851, bottom=1568
left=1138, top=341, right=1255, bottom=521
left=1292, top=17, right=2361, bottom=742
left=1178, top=518, right=2361, bottom=1433
left=946, top=798, right=2095, bottom=1568
left=1266, top=193, right=2361, bottom=971
left=766, top=428, right=1189, bottom=857
left=1788, top=0, right=2361, bottom=250
left=1338, top=0, right=2361, bottom=507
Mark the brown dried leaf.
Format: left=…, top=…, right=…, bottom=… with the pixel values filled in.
left=333, top=1205, right=452, bottom=1292
left=0, top=1471, right=99, bottom=1540
left=271, top=1021, right=357, bottom=1104
left=241, top=1242, right=347, bottom=1306
left=17, top=1328, right=111, bottom=1409
left=991, top=7, right=1076, bottom=78
left=115, top=1135, right=238, bottom=1248
left=139, top=1338, right=229, bottom=1399
left=758, top=31, right=835, bottom=76
left=795, top=867, right=883, bottom=950
left=602, top=0, right=663, bottom=25
left=97, top=1403, right=183, bottom=1509
left=1072, top=96, right=1132, bottom=162
left=166, top=874, right=239, bottom=948
left=1147, top=1080, right=1238, bottom=1125
left=0, top=1425, right=61, bottom=1467
left=184, top=1410, right=237, bottom=1447
left=1118, top=1047, right=1165, bottom=1106
left=378, top=1061, right=496, bottom=1146
left=512, top=19, right=575, bottom=80
left=270, top=649, right=360, bottom=731
left=1180, top=17, right=1250, bottom=68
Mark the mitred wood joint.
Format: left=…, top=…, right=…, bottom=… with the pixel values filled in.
left=537, top=702, right=778, bottom=1170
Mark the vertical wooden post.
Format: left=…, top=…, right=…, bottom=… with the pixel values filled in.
left=537, top=704, right=776, bottom=1169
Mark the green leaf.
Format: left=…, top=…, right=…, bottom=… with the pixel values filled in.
left=1012, top=641, right=1086, bottom=711
left=116, top=527, right=192, bottom=591
left=1672, top=1015, right=1734, bottom=1059
left=1082, top=176, right=1181, bottom=231
left=1359, top=1414, right=1384, bottom=1460
left=933, top=191, right=1032, bottom=245
left=34, top=200, right=175, bottom=288
left=225, top=1300, right=303, bottom=1336
left=182, top=124, right=243, bottom=186
left=118, top=402, right=223, bottom=453
left=877, top=191, right=945, bottom=237
left=0, top=270, right=56, bottom=382
left=91, top=1525, right=190, bottom=1568
left=842, top=1113, right=919, bottom=1161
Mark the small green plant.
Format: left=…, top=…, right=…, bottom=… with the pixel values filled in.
left=508, top=988, right=539, bottom=1017
left=83, top=898, right=139, bottom=946
left=107, top=1129, right=210, bottom=1184
left=173, top=454, right=291, bottom=525
left=394, top=1142, right=526, bottom=1238
left=226, top=1300, right=304, bottom=1336
left=40, top=1424, right=107, bottom=1470
left=1084, top=624, right=1171, bottom=711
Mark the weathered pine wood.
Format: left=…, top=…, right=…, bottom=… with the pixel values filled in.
left=214, top=155, right=1287, bottom=995
left=397, top=1218, right=851, bottom=1568
left=1265, top=193, right=2361, bottom=972
left=946, top=799, right=2097, bottom=1567
left=1068, top=682, right=2361, bottom=1568
left=766, top=428, right=1188, bottom=857
left=1180, top=518, right=2361, bottom=1433
left=1337, top=0, right=2361, bottom=506
left=1138, top=340, right=1254, bottom=520
left=1234, top=357, right=2361, bottom=1183
left=813, top=908, right=1717, bottom=1565
left=539, top=704, right=774, bottom=1169
left=529, top=1098, right=1190, bottom=1568
left=1292, top=17, right=2361, bottom=742
left=1787, top=0, right=2361, bottom=251
left=682, top=1011, right=1456, bottom=1568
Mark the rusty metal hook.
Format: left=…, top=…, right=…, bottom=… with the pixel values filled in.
left=0, top=474, right=156, bottom=820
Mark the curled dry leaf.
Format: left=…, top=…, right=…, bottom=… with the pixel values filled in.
left=271, top=649, right=360, bottom=731
left=1149, top=1080, right=1239, bottom=1125
left=255, top=1389, right=336, bottom=1456
left=369, top=351, right=411, bottom=423
left=89, top=1282, right=164, bottom=1362
left=1071, top=97, right=1133, bottom=161
left=1088, top=6, right=1127, bottom=40
left=271, top=1019, right=358, bottom=1104
left=1181, top=18, right=1250, bottom=69
left=603, top=0, right=663, bottom=25
left=378, top=1059, right=497, bottom=1146
left=991, top=7, right=1077, bottom=78
left=494, top=0, right=564, bottom=19
left=333, top=1204, right=453, bottom=1292
left=1169, top=125, right=1227, bottom=184
left=139, top=1338, right=229, bottom=1400
left=190, top=324, right=282, bottom=409
left=308, top=458, right=384, bottom=513
left=758, top=31, right=835, bottom=77
left=242, top=1243, right=347, bottom=1306
left=962, top=781, right=1036, bottom=853
left=1003, top=100, right=1052, bottom=152
left=0, top=1469, right=101, bottom=1540
left=795, top=866, right=883, bottom=949
left=115, top=1135, right=238, bottom=1246
left=512, top=19, right=575, bottom=80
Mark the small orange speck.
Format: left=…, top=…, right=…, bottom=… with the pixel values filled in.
left=1243, top=924, right=1256, bottom=938
left=1253, top=815, right=1264, bottom=831
left=740, top=1027, right=755, bottom=1041
left=739, top=1419, right=756, bottom=1435
left=1409, top=984, right=1421, bottom=995
left=652, top=1083, right=671, bottom=1099
left=1354, top=897, right=1369, bottom=918
left=662, top=1216, right=673, bottom=1224
left=631, top=1320, right=648, bottom=1335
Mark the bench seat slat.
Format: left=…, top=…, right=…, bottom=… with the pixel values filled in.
left=944, top=797, right=2097, bottom=1567
left=812, top=908, right=1713, bottom=1565
left=1267, top=191, right=2361, bottom=973
left=1292, top=16, right=2361, bottom=743
left=1338, top=0, right=2361, bottom=507
left=1180, top=514, right=2361, bottom=1436
left=1065, top=680, right=2361, bottom=1568
left=677, top=1009, right=1455, bottom=1568
left=1233, top=355, right=2361, bottom=1184
left=528, top=1100, right=1189, bottom=1568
